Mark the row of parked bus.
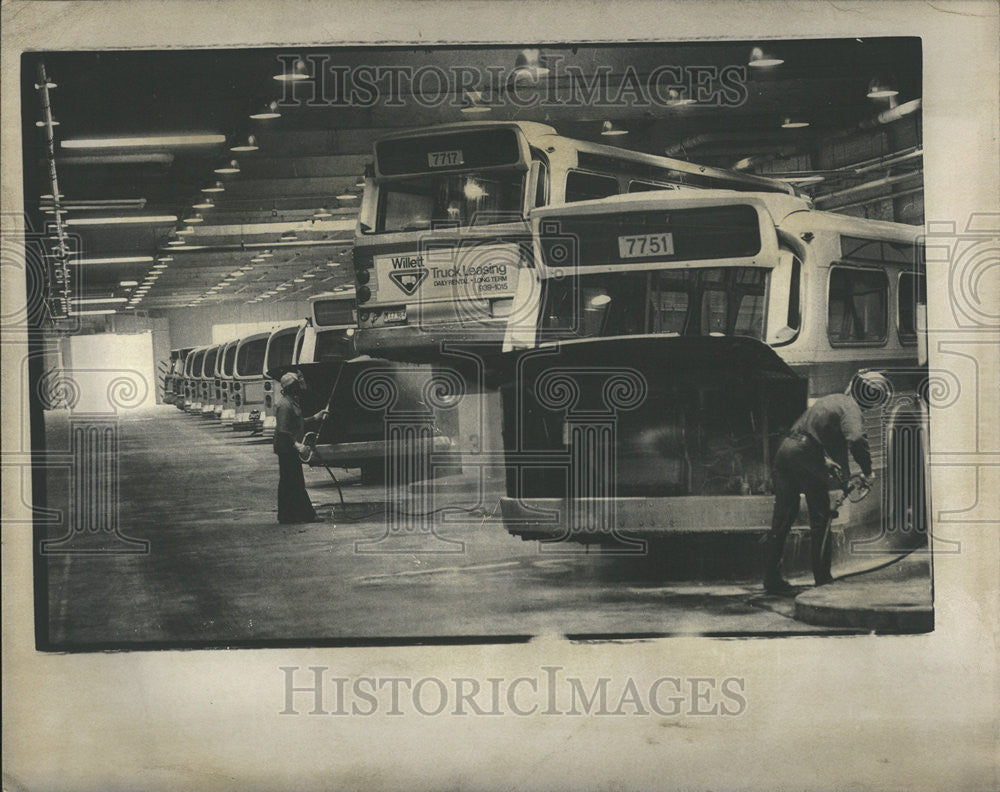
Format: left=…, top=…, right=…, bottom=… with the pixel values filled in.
left=160, top=120, right=930, bottom=580
left=162, top=290, right=358, bottom=434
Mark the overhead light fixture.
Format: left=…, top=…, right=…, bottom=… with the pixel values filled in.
left=40, top=192, right=64, bottom=200
left=201, top=181, right=226, bottom=193
left=250, top=101, right=281, bottom=120
left=336, top=192, right=357, bottom=201
left=511, top=48, right=549, bottom=84
left=600, top=120, right=628, bottom=137
left=460, top=90, right=492, bottom=114
left=167, top=237, right=187, bottom=247
left=156, top=256, right=173, bottom=263
left=664, top=89, right=696, bottom=107
left=279, top=231, right=298, bottom=242
left=183, top=212, right=205, bottom=224
left=192, top=197, right=215, bottom=210
left=293, top=278, right=306, bottom=283
left=273, top=57, right=310, bottom=81
left=230, top=134, right=259, bottom=152
left=119, top=280, right=139, bottom=287
left=71, top=309, right=118, bottom=316
left=73, top=297, right=129, bottom=304
left=250, top=256, right=266, bottom=263
left=355, top=178, right=365, bottom=188
left=61, top=134, right=226, bottom=149
left=781, top=117, right=810, bottom=129
left=748, top=46, right=784, bottom=68
left=257, top=249, right=273, bottom=258
left=36, top=120, right=60, bottom=127
left=65, top=215, right=177, bottom=226
left=76, top=256, right=154, bottom=265
left=866, top=78, right=899, bottom=99
left=213, top=159, right=240, bottom=175
left=176, top=225, right=195, bottom=235
left=326, top=260, right=341, bottom=267
left=313, top=207, right=332, bottom=219
left=34, top=80, right=57, bottom=89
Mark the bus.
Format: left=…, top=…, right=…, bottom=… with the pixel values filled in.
left=231, top=331, right=269, bottom=432
left=294, top=290, right=358, bottom=367
left=172, top=347, right=193, bottom=407
left=183, top=346, right=206, bottom=413
left=497, top=189, right=928, bottom=581
left=290, top=290, right=459, bottom=482
left=198, top=344, right=222, bottom=416
left=162, top=349, right=180, bottom=404
left=217, top=338, right=241, bottom=423
left=261, top=322, right=307, bottom=433
left=352, top=121, right=796, bottom=362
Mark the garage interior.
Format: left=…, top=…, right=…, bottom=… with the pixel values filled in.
left=21, top=39, right=927, bottom=648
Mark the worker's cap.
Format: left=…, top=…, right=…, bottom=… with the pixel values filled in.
left=847, top=370, right=892, bottom=408
left=280, top=371, right=303, bottom=390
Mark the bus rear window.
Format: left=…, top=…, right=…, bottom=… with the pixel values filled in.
left=540, top=267, right=768, bottom=341
left=267, top=332, right=298, bottom=370
left=222, top=343, right=238, bottom=376
left=314, top=329, right=353, bottom=362
left=313, top=298, right=357, bottom=327
left=235, top=340, right=266, bottom=376
left=377, top=169, right=525, bottom=231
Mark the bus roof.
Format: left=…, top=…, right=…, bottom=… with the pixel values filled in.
left=308, top=289, right=356, bottom=302
left=372, top=120, right=797, bottom=196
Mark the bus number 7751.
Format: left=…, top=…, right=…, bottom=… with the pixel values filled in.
left=618, top=232, right=675, bottom=259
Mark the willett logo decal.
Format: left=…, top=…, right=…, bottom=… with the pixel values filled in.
left=387, top=255, right=428, bottom=296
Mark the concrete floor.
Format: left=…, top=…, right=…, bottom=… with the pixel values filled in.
left=40, top=406, right=908, bottom=648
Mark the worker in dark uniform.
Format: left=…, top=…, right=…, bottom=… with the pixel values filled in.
left=762, top=374, right=881, bottom=594
left=273, top=371, right=329, bottom=524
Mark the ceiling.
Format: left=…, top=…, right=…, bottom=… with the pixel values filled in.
left=20, top=39, right=922, bottom=318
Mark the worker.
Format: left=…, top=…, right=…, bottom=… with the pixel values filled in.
left=762, top=373, right=882, bottom=594
left=273, top=371, right=329, bottom=524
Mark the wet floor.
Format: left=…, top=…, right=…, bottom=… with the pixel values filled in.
left=39, top=406, right=894, bottom=648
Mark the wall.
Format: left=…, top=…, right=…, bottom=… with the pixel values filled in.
left=158, top=300, right=313, bottom=350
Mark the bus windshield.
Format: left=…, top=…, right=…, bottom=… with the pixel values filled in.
left=540, top=267, right=768, bottom=341
left=267, top=331, right=297, bottom=370
left=235, top=339, right=266, bottom=376
left=377, top=169, right=525, bottom=232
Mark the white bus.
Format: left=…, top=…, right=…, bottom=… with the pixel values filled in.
left=183, top=346, right=206, bottom=413
left=498, top=190, right=927, bottom=581
left=261, top=321, right=307, bottom=433
left=352, top=120, right=795, bottom=362
left=231, top=332, right=269, bottom=432
left=216, top=338, right=240, bottom=422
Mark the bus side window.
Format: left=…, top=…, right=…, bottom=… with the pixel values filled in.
left=828, top=265, right=888, bottom=345
left=897, top=271, right=925, bottom=345
left=627, top=180, right=677, bottom=193
left=565, top=170, right=619, bottom=203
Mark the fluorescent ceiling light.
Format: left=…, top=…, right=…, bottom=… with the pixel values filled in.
left=119, top=280, right=139, bottom=286
left=71, top=309, right=118, bottom=315
left=62, top=135, right=226, bottom=149
left=77, top=256, right=155, bottom=265
left=73, top=297, right=129, bottom=304
left=66, top=215, right=177, bottom=226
